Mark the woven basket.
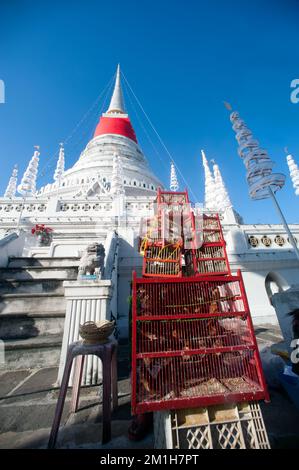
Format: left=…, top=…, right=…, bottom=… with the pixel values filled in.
left=79, top=320, right=115, bottom=344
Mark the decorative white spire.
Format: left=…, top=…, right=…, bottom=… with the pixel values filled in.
left=201, top=149, right=216, bottom=210
left=286, top=152, right=299, bottom=196
left=213, top=162, right=233, bottom=211
left=54, top=143, right=65, bottom=185
left=170, top=162, right=179, bottom=191
left=111, top=152, right=125, bottom=196
left=107, top=64, right=125, bottom=114
left=4, top=165, right=18, bottom=198
left=229, top=110, right=285, bottom=199
left=17, top=147, right=40, bottom=197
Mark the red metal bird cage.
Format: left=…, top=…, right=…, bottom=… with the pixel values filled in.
left=156, top=188, right=190, bottom=206
left=139, top=189, right=195, bottom=277
left=139, top=211, right=185, bottom=277
left=131, top=270, right=269, bottom=414
left=191, top=214, right=231, bottom=276
left=142, top=239, right=183, bottom=278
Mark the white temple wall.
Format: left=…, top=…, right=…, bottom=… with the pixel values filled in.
left=273, top=267, right=299, bottom=288
left=116, top=227, right=143, bottom=339
left=240, top=270, right=278, bottom=325
left=228, top=261, right=299, bottom=327
left=224, top=221, right=299, bottom=327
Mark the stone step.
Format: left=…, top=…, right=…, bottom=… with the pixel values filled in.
left=1, top=336, right=129, bottom=374
left=0, top=292, right=66, bottom=314
left=0, top=409, right=154, bottom=448
left=0, top=266, right=78, bottom=281
left=1, top=334, right=63, bottom=370
left=0, top=279, right=64, bottom=295
left=8, top=256, right=80, bottom=268
left=0, top=311, right=65, bottom=340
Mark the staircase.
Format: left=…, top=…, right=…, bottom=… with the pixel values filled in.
left=0, top=256, right=80, bottom=370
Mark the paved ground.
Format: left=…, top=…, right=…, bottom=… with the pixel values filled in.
left=0, top=324, right=299, bottom=449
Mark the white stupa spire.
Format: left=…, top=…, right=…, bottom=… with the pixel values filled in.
left=170, top=162, right=179, bottom=191
left=107, top=64, right=125, bottom=114
left=4, top=165, right=18, bottom=198
left=201, top=149, right=216, bottom=210
left=229, top=110, right=285, bottom=199
left=17, top=147, right=40, bottom=197
left=213, top=162, right=233, bottom=211
left=54, top=143, right=65, bottom=184
left=286, top=152, right=299, bottom=196
left=111, top=152, right=125, bottom=196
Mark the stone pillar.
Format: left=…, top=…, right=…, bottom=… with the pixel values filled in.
left=57, top=279, right=113, bottom=386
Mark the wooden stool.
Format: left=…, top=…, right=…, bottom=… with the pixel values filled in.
left=48, top=338, right=118, bottom=448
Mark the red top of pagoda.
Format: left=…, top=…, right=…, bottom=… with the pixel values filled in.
left=93, top=116, right=137, bottom=143
left=93, top=65, right=138, bottom=144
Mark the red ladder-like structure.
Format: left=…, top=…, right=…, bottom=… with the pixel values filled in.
left=191, top=214, right=231, bottom=276
left=132, top=189, right=269, bottom=414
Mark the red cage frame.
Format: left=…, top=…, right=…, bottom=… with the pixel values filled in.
left=156, top=188, right=190, bottom=206
left=192, top=214, right=231, bottom=277
left=131, top=270, right=269, bottom=414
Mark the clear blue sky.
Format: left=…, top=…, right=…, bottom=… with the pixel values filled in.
left=0, top=0, right=299, bottom=223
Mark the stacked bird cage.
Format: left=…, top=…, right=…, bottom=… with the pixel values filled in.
left=131, top=271, right=269, bottom=414
left=191, top=214, right=231, bottom=276
left=141, top=189, right=193, bottom=277
left=133, top=188, right=269, bottom=430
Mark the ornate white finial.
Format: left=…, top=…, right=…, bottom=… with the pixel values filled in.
left=54, top=143, right=65, bottom=185
left=111, top=152, right=125, bottom=196
left=286, top=152, right=299, bottom=196
left=201, top=149, right=216, bottom=210
left=213, top=162, right=233, bottom=211
left=229, top=111, right=285, bottom=199
left=17, top=147, right=40, bottom=197
left=4, top=165, right=18, bottom=198
left=170, top=162, right=179, bottom=191
left=107, top=64, right=125, bottom=114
